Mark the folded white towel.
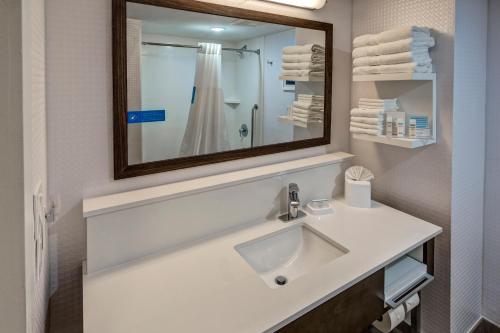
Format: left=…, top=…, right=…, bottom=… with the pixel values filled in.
left=283, top=44, right=325, bottom=55
left=294, top=107, right=324, bottom=113
left=351, top=116, right=384, bottom=125
left=359, top=98, right=399, bottom=110
left=350, top=127, right=383, bottom=136
left=281, top=69, right=325, bottom=77
left=294, top=118, right=323, bottom=125
left=353, top=62, right=433, bottom=75
left=298, top=95, right=324, bottom=102
left=293, top=102, right=324, bottom=112
left=353, top=37, right=435, bottom=58
left=353, top=50, right=432, bottom=67
left=353, top=26, right=431, bottom=48
left=282, top=62, right=325, bottom=70
left=350, top=121, right=383, bottom=130
left=351, top=108, right=385, bottom=117
left=297, top=99, right=324, bottom=105
left=283, top=53, right=325, bottom=64
left=298, top=94, right=324, bottom=99
left=293, top=113, right=323, bottom=121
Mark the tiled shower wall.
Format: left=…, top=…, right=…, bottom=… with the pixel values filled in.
left=45, top=0, right=352, bottom=331
left=483, top=0, right=500, bottom=325
left=351, top=1, right=455, bottom=332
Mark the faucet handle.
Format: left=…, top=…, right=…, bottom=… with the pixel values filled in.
left=289, top=183, right=299, bottom=193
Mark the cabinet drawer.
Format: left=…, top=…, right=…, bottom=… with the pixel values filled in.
left=278, top=270, right=384, bottom=333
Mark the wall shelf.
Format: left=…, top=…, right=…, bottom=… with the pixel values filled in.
left=224, top=98, right=241, bottom=105
left=353, top=72, right=436, bottom=82
left=353, top=72, right=437, bottom=148
left=353, top=134, right=436, bottom=149
left=279, top=75, right=324, bottom=82
left=384, top=255, right=434, bottom=309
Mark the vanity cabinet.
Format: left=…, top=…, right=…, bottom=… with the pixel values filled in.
left=279, top=240, right=435, bottom=333
left=279, top=269, right=385, bottom=333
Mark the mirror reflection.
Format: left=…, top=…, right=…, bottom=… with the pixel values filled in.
left=126, top=3, right=327, bottom=165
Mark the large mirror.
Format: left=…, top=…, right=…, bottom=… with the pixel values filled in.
left=113, top=0, right=332, bottom=179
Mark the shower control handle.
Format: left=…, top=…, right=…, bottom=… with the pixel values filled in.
left=239, top=124, right=248, bottom=138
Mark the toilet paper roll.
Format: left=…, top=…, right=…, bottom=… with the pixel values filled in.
left=404, top=293, right=420, bottom=312
left=373, top=304, right=406, bottom=333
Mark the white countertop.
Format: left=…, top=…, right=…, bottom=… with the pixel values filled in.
left=83, top=199, right=442, bottom=333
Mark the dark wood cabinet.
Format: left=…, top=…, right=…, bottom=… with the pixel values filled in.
left=279, top=240, right=436, bottom=333
left=278, top=270, right=385, bottom=333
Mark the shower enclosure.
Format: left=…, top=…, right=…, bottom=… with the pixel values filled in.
left=138, top=39, right=263, bottom=162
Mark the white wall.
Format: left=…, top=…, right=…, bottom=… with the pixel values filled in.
left=45, top=0, right=352, bottom=331
left=0, top=0, right=49, bottom=332
left=483, top=0, right=500, bottom=325
left=262, top=29, right=295, bottom=145
left=450, top=0, right=488, bottom=332
left=23, top=0, right=50, bottom=332
left=140, top=35, right=198, bottom=161
left=234, top=36, right=264, bottom=148
left=86, top=161, right=346, bottom=273
left=351, top=1, right=455, bottom=332
left=0, top=1, right=27, bottom=332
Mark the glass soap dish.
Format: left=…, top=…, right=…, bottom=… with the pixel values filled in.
left=306, top=199, right=334, bottom=216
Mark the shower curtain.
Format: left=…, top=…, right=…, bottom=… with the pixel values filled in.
left=180, top=43, right=229, bottom=156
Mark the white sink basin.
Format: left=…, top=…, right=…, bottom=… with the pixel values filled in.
left=235, top=224, right=349, bottom=288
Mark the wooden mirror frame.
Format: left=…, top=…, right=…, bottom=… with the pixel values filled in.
left=113, top=0, right=333, bottom=179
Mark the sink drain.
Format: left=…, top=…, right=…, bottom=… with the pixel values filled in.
left=275, top=275, right=288, bottom=286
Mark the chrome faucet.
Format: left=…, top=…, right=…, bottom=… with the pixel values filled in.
left=279, top=183, right=306, bottom=222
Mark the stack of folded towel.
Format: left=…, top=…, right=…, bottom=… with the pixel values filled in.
left=350, top=98, right=399, bottom=135
left=291, top=94, right=324, bottom=124
left=281, top=44, right=325, bottom=79
left=352, top=26, right=434, bottom=75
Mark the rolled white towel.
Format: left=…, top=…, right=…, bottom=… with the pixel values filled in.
left=353, top=26, right=431, bottom=48
left=283, top=44, right=325, bottom=55
left=350, top=127, right=383, bottom=136
left=282, top=62, right=325, bottom=70
left=281, top=69, right=325, bottom=77
left=353, top=37, right=435, bottom=58
left=350, top=121, right=383, bottom=130
left=283, top=53, right=325, bottom=64
left=353, top=50, right=432, bottom=67
left=353, top=62, right=433, bottom=75
left=351, top=116, right=384, bottom=125
left=351, top=108, right=385, bottom=117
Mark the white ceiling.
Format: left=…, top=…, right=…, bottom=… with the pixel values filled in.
left=127, top=2, right=294, bottom=42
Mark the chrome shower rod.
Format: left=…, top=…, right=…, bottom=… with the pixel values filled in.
left=142, top=42, right=261, bottom=55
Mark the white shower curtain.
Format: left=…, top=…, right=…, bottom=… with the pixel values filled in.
left=180, top=43, right=229, bottom=156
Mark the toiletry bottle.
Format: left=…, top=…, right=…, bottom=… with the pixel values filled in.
left=397, top=118, right=405, bottom=137
left=409, top=119, right=417, bottom=138
left=386, top=116, right=393, bottom=137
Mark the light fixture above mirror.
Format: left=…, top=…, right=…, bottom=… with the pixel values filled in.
left=262, top=0, right=327, bottom=10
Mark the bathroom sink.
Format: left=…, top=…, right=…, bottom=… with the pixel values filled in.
left=235, top=224, right=348, bottom=288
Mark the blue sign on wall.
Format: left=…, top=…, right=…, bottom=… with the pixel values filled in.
left=128, top=110, right=166, bottom=124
